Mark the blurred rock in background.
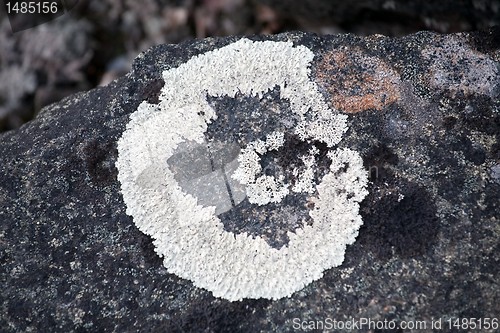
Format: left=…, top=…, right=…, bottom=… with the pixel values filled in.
left=1, top=0, right=499, bottom=132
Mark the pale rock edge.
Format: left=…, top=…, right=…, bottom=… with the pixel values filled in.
left=116, top=38, right=368, bottom=301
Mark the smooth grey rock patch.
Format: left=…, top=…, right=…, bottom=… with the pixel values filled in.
left=491, top=164, right=500, bottom=184
left=1, top=29, right=499, bottom=332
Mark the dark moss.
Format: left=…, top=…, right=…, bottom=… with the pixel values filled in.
left=141, top=78, right=165, bottom=104
left=362, top=143, right=398, bottom=182
left=468, top=26, right=500, bottom=56
left=450, top=134, right=486, bottom=166
left=359, top=182, right=440, bottom=259
left=137, top=232, right=164, bottom=267
left=442, top=116, right=457, bottom=129
left=460, top=95, right=500, bottom=135
left=219, top=194, right=312, bottom=249
left=205, top=86, right=295, bottom=146
left=274, top=132, right=332, bottom=187
left=83, top=138, right=118, bottom=187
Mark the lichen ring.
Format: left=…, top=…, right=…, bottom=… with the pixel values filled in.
left=116, top=38, right=368, bottom=301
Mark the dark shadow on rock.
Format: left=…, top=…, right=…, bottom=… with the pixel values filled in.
left=359, top=181, right=440, bottom=259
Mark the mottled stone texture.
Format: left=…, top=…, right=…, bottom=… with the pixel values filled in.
left=1, top=29, right=499, bottom=331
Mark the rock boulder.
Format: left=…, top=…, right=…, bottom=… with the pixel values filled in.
left=1, top=30, right=499, bottom=332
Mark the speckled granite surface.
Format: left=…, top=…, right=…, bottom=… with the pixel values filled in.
left=1, top=29, right=499, bottom=332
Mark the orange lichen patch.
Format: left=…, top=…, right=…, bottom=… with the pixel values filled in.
left=315, top=48, right=401, bottom=113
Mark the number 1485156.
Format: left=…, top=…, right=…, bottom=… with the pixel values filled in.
left=6, top=2, right=59, bottom=14
left=446, top=318, right=498, bottom=330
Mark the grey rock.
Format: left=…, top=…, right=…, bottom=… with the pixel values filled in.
left=1, top=29, right=499, bottom=332
left=492, top=164, right=500, bottom=184
left=0, top=15, right=93, bottom=130
left=254, top=0, right=500, bottom=34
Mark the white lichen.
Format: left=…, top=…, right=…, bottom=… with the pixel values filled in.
left=291, top=147, right=318, bottom=194
left=116, top=38, right=368, bottom=301
left=295, top=113, right=347, bottom=147
left=265, top=130, right=285, bottom=151
left=232, top=130, right=289, bottom=205
left=246, top=174, right=289, bottom=205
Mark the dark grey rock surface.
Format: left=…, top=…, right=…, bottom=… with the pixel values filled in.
left=1, top=29, right=500, bottom=332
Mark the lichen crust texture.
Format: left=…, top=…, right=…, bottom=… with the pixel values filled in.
left=116, top=38, right=368, bottom=301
